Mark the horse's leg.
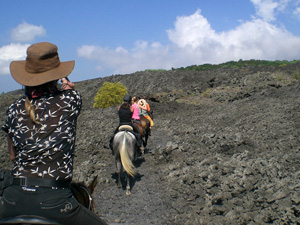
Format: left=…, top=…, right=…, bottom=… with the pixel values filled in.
left=116, top=159, right=122, bottom=188
left=141, top=131, right=147, bottom=147
left=145, top=132, right=148, bottom=147
left=125, top=173, right=131, bottom=195
left=140, top=145, right=145, bottom=155
left=142, top=130, right=148, bottom=152
left=117, top=171, right=122, bottom=188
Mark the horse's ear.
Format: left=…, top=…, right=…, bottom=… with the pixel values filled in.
left=88, top=175, right=98, bottom=194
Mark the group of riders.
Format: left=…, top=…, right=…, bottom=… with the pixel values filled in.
left=0, top=41, right=154, bottom=225
left=110, top=94, right=154, bottom=154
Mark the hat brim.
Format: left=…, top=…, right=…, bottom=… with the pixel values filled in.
left=10, top=60, right=75, bottom=86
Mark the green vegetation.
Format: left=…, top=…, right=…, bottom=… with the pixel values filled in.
left=275, top=75, right=284, bottom=81
left=93, top=82, right=128, bottom=108
left=203, top=88, right=212, bottom=97
left=172, top=59, right=300, bottom=72
left=144, top=69, right=167, bottom=72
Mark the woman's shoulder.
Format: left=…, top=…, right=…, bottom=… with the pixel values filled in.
left=60, top=88, right=80, bottom=95
left=44, top=90, right=82, bottom=109
left=6, top=96, right=26, bottom=111
left=59, top=89, right=81, bottom=99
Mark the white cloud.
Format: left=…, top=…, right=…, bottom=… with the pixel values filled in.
left=167, top=9, right=216, bottom=49
left=11, top=22, right=46, bottom=42
left=169, top=10, right=300, bottom=64
left=250, top=0, right=296, bottom=21
left=250, top=0, right=279, bottom=21
left=78, top=5, right=300, bottom=75
left=0, top=43, right=29, bottom=75
left=294, top=7, right=300, bottom=19
left=77, top=42, right=173, bottom=74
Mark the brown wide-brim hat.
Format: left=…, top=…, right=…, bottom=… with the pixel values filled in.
left=10, top=42, right=75, bottom=86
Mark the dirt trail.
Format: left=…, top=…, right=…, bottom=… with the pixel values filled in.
left=94, top=129, right=173, bottom=225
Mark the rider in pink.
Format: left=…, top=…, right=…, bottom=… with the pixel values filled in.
left=131, top=96, right=140, bottom=120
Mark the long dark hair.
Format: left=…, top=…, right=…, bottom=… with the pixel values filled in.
left=120, top=102, right=131, bottom=109
left=25, top=81, right=58, bottom=99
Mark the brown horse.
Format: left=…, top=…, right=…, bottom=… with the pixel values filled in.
left=0, top=177, right=98, bottom=225
left=133, top=115, right=152, bottom=154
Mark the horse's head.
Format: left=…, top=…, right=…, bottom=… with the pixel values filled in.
left=70, top=175, right=98, bottom=211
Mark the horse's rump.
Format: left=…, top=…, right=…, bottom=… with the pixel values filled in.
left=140, top=116, right=149, bottom=129
left=113, top=131, right=137, bottom=177
left=132, top=121, right=144, bottom=137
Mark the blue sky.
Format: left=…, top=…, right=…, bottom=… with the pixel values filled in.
left=0, top=0, right=300, bottom=93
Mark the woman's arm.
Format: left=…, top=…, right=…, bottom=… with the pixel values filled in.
left=7, top=135, right=15, bottom=161
left=67, top=80, right=75, bottom=88
left=61, top=77, right=75, bottom=90
left=138, top=99, right=147, bottom=110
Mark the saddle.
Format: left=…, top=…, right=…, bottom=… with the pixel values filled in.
left=0, top=169, right=13, bottom=196
left=0, top=216, right=60, bottom=224
left=118, top=125, right=133, bottom=131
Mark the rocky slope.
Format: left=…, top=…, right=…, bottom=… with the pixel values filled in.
left=1, top=63, right=300, bottom=224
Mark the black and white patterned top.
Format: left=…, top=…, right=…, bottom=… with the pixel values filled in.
left=2, top=89, right=82, bottom=181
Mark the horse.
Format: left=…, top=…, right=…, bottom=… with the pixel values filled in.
left=133, top=112, right=153, bottom=154
left=0, top=176, right=98, bottom=225
left=113, top=125, right=138, bottom=195
left=140, top=116, right=151, bottom=145
left=132, top=121, right=145, bottom=154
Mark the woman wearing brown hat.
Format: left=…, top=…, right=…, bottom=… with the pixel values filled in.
left=0, top=42, right=107, bottom=225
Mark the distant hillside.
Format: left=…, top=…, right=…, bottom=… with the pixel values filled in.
left=0, top=62, right=300, bottom=224
left=173, top=59, right=300, bottom=72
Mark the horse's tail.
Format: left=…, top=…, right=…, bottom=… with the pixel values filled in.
left=120, top=133, right=136, bottom=177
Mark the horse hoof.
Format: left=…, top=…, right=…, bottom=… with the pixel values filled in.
left=126, top=190, right=131, bottom=195
left=140, top=147, right=145, bottom=155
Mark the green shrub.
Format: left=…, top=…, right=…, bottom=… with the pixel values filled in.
left=93, top=82, right=128, bottom=108
left=203, top=88, right=212, bottom=97
left=275, top=75, right=284, bottom=81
